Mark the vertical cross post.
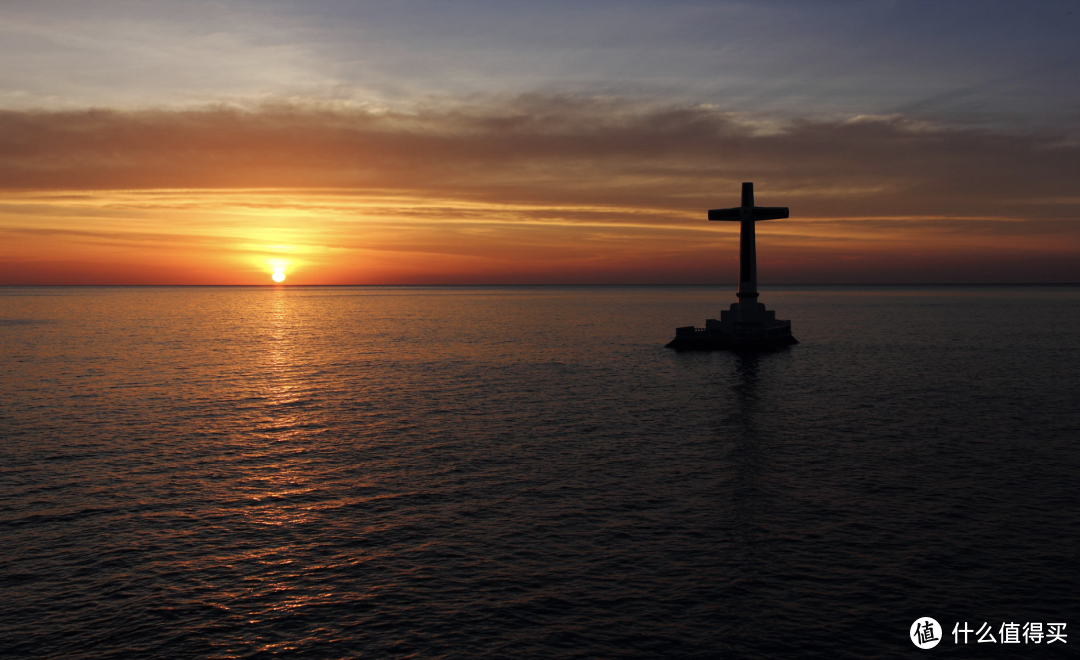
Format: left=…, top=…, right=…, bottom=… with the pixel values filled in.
left=738, top=182, right=758, bottom=305
left=707, top=182, right=789, bottom=316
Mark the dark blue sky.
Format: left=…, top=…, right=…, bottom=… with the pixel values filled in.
left=2, top=0, right=1077, bottom=132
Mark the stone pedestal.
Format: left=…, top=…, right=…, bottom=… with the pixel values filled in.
left=667, top=301, right=796, bottom=350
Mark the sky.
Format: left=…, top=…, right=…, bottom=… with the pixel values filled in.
left=1, top=0, right=1078, bottom=284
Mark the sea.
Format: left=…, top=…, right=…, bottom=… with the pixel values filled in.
left=1, top=285, right=1078, bottom=659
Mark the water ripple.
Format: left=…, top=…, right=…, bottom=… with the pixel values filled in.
left=1, top=285, right=1078, bottom=658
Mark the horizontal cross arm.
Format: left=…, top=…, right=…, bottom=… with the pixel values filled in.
left=707, top=207, right=742, bottom=221
left=707, top=206, right=790, bottom=221
left=753, top=206, right=789, bottom=220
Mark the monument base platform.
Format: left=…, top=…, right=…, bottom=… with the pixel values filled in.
left=665, top=330, right=798, bottom=350
left=666, top=302, right=798, bottom=351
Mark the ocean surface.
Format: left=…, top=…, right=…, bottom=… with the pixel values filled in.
left=1, top=285, right=1078, bottom=659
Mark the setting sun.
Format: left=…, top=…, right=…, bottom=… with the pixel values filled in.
left=272, top=271, right=285, bottom=283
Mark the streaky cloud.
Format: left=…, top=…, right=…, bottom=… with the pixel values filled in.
left=1, top=96, right=1078, bottom=284
left=1, top=97, right=1078, bottom=222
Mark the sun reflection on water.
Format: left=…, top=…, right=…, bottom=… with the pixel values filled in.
left=243, top=288, right=321, bottom=528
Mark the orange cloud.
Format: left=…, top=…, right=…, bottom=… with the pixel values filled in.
left=1, top=98, right=1078, bottom=283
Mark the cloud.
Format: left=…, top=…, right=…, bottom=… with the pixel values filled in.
left=1, top=97, right=1078, bottom=219
left=1, top=96, right=1078, bottom=283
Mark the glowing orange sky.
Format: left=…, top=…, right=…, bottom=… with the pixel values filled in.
left=2, top=2, right=1079, bottom=284
left=2, top=104, right=1078, bottom=284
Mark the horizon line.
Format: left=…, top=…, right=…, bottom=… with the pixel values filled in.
left=3, top=282, right=1078, bottom=288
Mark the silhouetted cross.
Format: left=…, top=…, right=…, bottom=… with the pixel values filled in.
left=708, top=182, right=788, bottom=300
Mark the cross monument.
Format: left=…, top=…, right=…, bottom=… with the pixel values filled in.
left=667, top=182, right=798, bottom=349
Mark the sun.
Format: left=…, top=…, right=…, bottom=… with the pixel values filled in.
left=272, top=271, right=286, bottom=283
